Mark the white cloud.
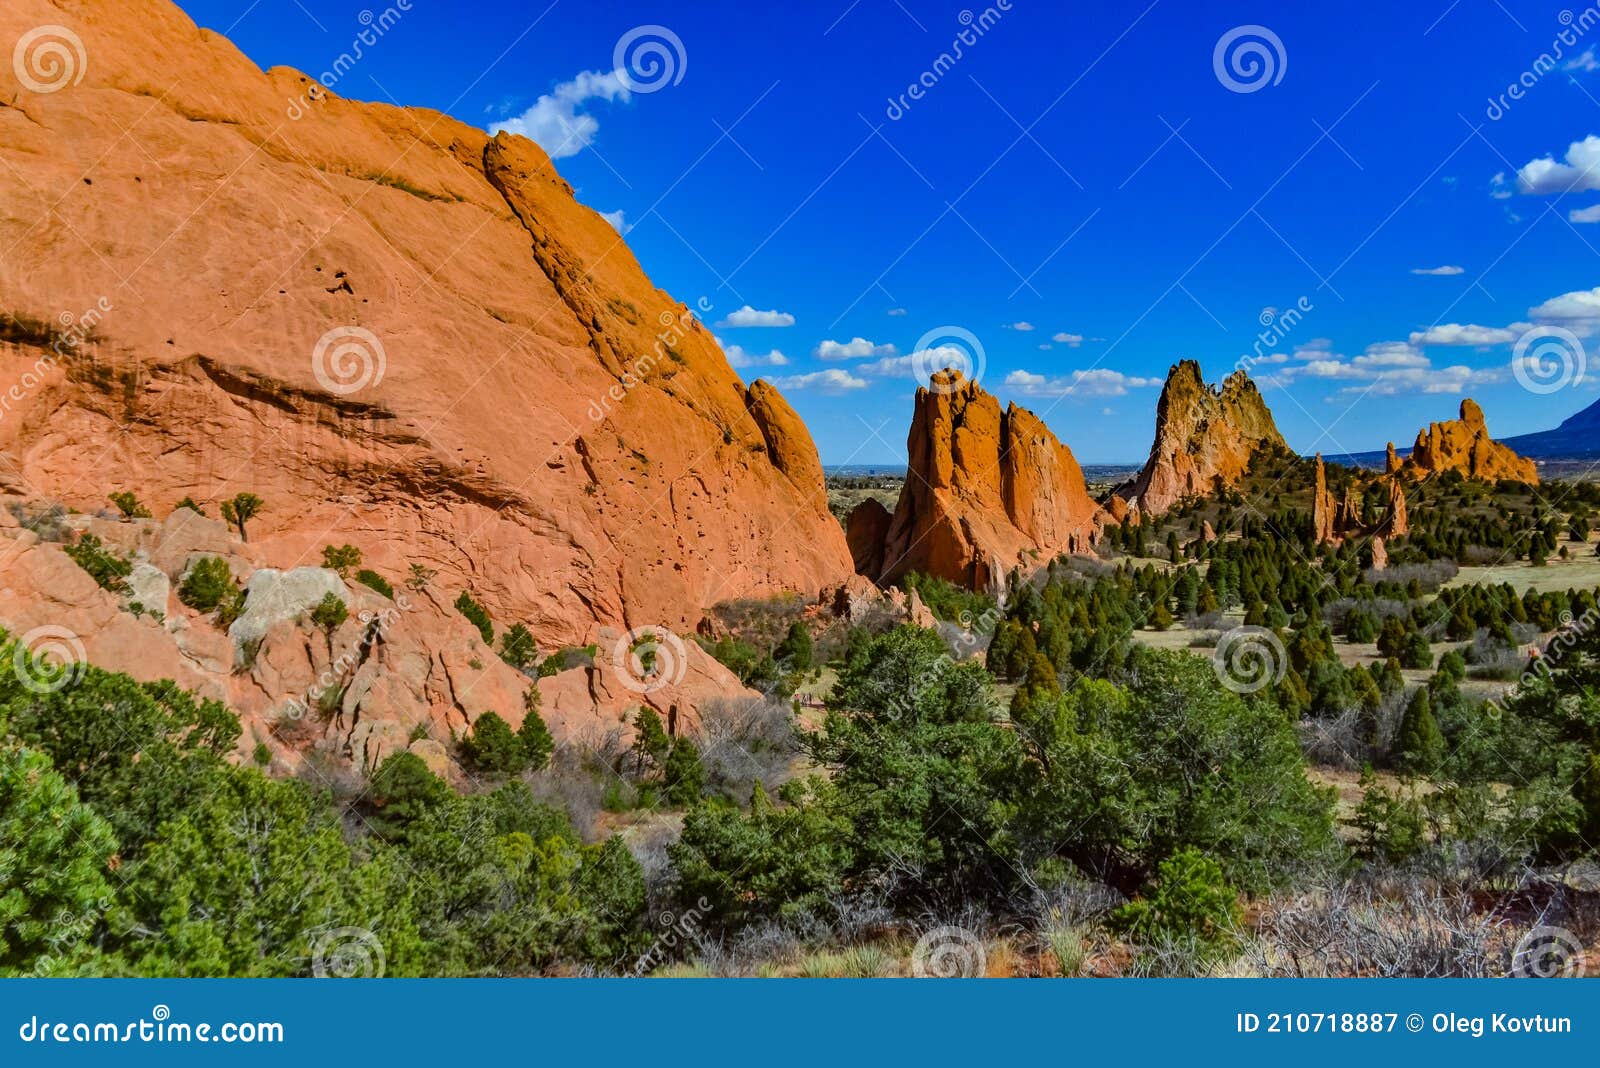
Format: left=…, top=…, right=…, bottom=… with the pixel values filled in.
left=1352, top=342, right=1429, bottom=370
left=1571, top=204, right=1600, bottom=223
left=1338, top=364, right=1504, bottom=396
left=1567, top=47, right=1600, bottom=72
left=1052, top=332, right=1085, bottom=346
left=764, top=368, right=867, bottom=393
left=887, top=307, right=908, bottom=316
left=1037, top=343, right=1053, bottom=350
left=489, top=69, right=630, bottom=159
left=1529, top=285, right=1600, bottom=335
left=598, top=209, right=631, bottom=234
left=1006, top=321, right=1036, bottom=332
left=717, top=305, right=796, bottom=328
left=1490, top=172, right=1514, bottom=199
left=718, top=338, right=789, bottom=368
left=1299, top=358, right=1365, bottom=380
left=1408, top=323, right=1520, bottom=346
left=1410, top=265, right=1463, bottom=276
left=814, top=337, right=896, bottom=360
left=1513, top=135, right=1600, bottom=196
left=1004, top=368, right=1162, bottom=398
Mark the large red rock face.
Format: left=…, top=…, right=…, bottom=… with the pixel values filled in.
left=0, top=0, right=850, bottom=648
left=872, top=371, right=1104, bottom=592
left=1403, top=399, right=1538, bottom=485
left=1122, top=360, right=1286, bottom=515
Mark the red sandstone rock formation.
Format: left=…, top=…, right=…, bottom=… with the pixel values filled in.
left=1402, top=399, right=1539, bottom=485
left=1120, top=361, right=1287, bottom=515
left=845, top=498, right=891, bottom=577
left=1312, top=454, right=1409, bottom=557
left=868, top=371, right=1104, bottom=592
left=0, top=0, right=850, bottom=657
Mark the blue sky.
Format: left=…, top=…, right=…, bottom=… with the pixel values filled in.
left=181, top=0, right=1600, bottom=463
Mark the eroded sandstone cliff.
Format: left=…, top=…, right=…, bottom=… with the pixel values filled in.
left=0, top=0, right=851, bottom=656
left=861, top=370, right=1104, bottom=592
left=1401, top=399, right=1538, bottom=485
left=1120, top=361, right=1287, bottom=515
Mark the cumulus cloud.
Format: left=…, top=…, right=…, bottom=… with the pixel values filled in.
left=1352, top=342, right=1429, bottom=370
left=1571, top=204, right=1600, bottom=223
left=489, top=69, right=630, bottom=159
left=887, top=307, right=908, bottom=316
left=717, top=305, right=796, bottom=328
left=814, top=337, right=896, bottom=360
left=598, top=209, right=631, bottom=234
left=1052, top=332, right=1086, bottom=346
left=1408, top=323, right=1520, bottom=346
left=1410, top=265, right=1463, bottom=276
left=1512, top=135, right=1600, bottom=196
left=1529, top=286, right=1600, bottom=335
left=1567, top=47, right=1600, bottom=72
left=1338, top=364, right=1504, bottom=396
left=764, top=368, right=867, bottom=393
left=1006, top=321, right=1036, bottom=332
left=1004, top=368, right=1163, bottom=398
left=718, top=338, right=789, bottom=369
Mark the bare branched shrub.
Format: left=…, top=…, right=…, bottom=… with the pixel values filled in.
left=1298, top=707, right=1369, bottom=769
left=1361, top=560, right=1458, bottom=591
left=1243, top=877, right=1506, bottom=977
left=695, top=696, right=799, bottom=799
